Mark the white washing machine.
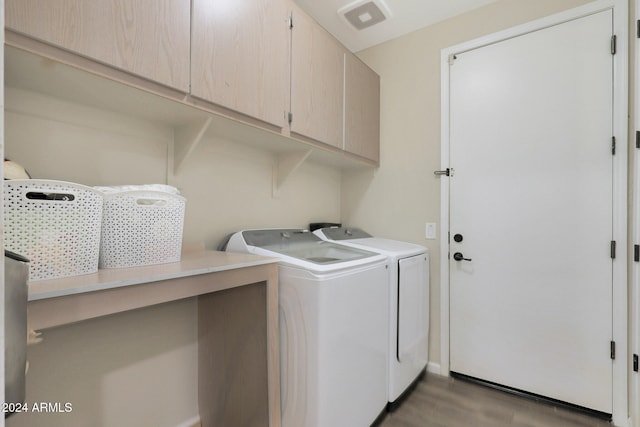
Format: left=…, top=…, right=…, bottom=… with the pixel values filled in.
left=314, top=227, right=429, bottom=407
left=225, top=229, right=389, bottom=427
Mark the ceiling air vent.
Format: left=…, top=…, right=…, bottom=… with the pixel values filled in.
left=339, top=0, right=391, bottom=31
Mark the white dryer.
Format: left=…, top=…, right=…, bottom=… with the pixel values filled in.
left=225, top=229, right=389, bottom=427
left=314, top=227, right=429, bottom=407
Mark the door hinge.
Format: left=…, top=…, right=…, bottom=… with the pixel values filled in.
left=634, top=354, right=639, bottom=372
left=611, top=136, right=616, bottom=155
left=610, top=241, right=616, bottom=259
left=287, top=112, right=293, bottom=124
left=611, top=35, right=617, bottom=55
left=448, top=54, right=457, bottom=66
left=637, top=20, right=640, bottom=38
left=610, top=341, right=616, bottom=360
left=288, top=15, right=293, bottom=29
left=636, top=131, right=640, bottom=149
left=635, top=245, right=640, bottom=262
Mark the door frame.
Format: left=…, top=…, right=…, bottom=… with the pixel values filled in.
left=632, top=1, right=640, bottom=425
left=439, top=1, right=628, bottom=425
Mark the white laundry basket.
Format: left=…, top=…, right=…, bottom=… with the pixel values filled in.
left=3, top=179, right=103, bottom=281
left=99, top=190, right=185, bottom=269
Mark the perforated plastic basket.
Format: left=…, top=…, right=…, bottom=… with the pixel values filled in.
left=99, top=190, right=185, bottom=269
left=3, top=180, right=103, bottom=281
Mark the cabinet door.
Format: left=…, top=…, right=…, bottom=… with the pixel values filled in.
left=5, top=0, right=191, bottom=92
left=191, top=0, right=289, bottom=128
left=290, top=8, right=344, bottom=148
left=345, top=53, right=380, bottom=162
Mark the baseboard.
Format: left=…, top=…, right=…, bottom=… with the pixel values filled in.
left=426, top=361, right=442, bottom=376
left=175, top=415, right=201, bottom=427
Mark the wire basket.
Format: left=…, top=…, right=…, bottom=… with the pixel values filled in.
left=3, top=180, right=103, bottom=281
left=99, top=190, right=185, bottom=268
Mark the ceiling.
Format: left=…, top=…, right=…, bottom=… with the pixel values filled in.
left=293, top=0, right=498, bottom=52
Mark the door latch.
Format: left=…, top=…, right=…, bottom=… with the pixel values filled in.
left=434, top=168, right=452, bottom=177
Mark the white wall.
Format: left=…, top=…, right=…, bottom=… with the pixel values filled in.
left=9, top=300, right=198, bottom=427
left=173, top=136, right=342, bottom=249
left=5, top=87, right=343, bottom=247
left=344, top=0, right=596, bottom=367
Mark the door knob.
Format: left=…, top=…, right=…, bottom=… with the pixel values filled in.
left=453, top=252, right=472, bottom=262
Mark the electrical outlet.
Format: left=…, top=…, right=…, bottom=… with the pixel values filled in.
left=425, top=223, right=437, bottom=239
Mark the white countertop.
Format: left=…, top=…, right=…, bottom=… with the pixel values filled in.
left=28, top=250, right=278, bottom=301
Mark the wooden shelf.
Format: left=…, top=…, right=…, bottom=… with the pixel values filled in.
left=27, top=250, right=282, bottom=427
left=28, top=250, right=278, bottom=304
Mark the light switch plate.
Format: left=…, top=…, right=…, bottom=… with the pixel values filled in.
left=425, top=223, right=437, bottom=239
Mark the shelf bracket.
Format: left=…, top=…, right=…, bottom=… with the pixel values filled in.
left=272, top=149, right=313, bottom=197
left=173, top=117, right=213, bottom=175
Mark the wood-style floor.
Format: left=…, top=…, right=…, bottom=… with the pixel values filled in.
left=378, top=373, right=612, bottom=427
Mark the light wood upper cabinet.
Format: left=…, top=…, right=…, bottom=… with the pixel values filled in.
left=290, top=7, right=345, bottom=149
left=5, top=0, right=191, bottom=92
left=6, top=0, right=380, bottom=169
left=344, top=53, right=380, bottom=163
left=191, top=0, right=290, bottom=128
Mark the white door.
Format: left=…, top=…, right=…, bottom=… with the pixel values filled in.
left=449, top=10, right=613, bottom=414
